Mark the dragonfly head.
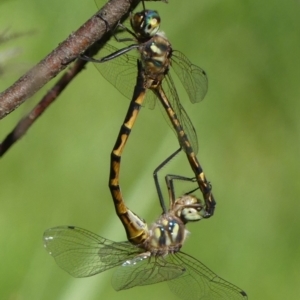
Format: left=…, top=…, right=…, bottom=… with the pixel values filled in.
left=131, top=10, right=160, bottom=39
left=144, top=214, right=188, bottom=255
left=173, top=195, right=206, bottom=223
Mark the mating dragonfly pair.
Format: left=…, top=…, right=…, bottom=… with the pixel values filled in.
left=44, top=1, right=247, bottom=299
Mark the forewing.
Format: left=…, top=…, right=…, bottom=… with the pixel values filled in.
left=92, top=43, right=138, bottom=100
left=172, top=50, right=208, bottom=104
left=167, top=252, right=248, bottom=300
left=43, top=226, right=140, bottom=277
left=91, top=43, right=157, bottom=109
left=112, top=255, right=184, bottom=291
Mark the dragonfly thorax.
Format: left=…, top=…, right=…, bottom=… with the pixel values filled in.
left=140, top=35, right=172, bottom=86
left=143, top=214, right=188, bottom=255
left=131, top=10, right=161, bottom=40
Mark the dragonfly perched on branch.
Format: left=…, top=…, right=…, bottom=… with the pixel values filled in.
left=83, top=3, right=215, bottom=217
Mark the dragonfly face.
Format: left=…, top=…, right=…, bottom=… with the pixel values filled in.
left=172, top=195, right=206, bottom=223
left=130, top=10, right=161, bottom=40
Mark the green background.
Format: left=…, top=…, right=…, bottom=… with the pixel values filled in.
left=1, top=0, right=299, bottom=299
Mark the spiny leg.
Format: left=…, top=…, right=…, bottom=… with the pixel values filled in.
left=153, top=147, right=182, bottom=213
left=152, top=147, right=203, bottom=214
left=165, top=173, right=198, bottom=206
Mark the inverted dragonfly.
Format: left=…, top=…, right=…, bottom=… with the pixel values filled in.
left=43, top=151, right=247, bottom=299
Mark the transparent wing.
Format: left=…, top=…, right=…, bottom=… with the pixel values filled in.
left=90, top=43, right=198, bottom=154
left=92, top=43, right=157, bottom=109
left=92, top=43, right=138, bottom=100
left=43, top=226, right=141, bottom=277
left=172, top=50, right=208, bottom=104
left=166, top=252, right=248, bottom=300
left=112, top=254, right=185, bottom=291
left=159, top=72, right=199, bottom=154
left=89, top=42, right=199, bottom=154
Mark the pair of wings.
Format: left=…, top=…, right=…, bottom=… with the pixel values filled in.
left=89, top=41, right=208, bottom=154
left=44, top=226, right=247, bottom=299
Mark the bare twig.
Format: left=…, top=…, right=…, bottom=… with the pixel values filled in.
left=0, top=0, right=139, bottom=119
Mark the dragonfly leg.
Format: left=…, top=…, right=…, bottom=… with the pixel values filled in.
left=95, top=11, right=111, bottom=32
left=113, top=20, right=138, bottom=43
left=153, top=148, right=182, bottom=213
left=79, top=43, right=139, bottom=63
left=165, top=174, right=198, bottom=203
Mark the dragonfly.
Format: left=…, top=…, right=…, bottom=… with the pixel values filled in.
left=43, top=150, right=247, bottom=299
left=83, top=4, right=216, bottom=217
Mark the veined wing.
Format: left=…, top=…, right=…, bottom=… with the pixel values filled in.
left=166, top=252, right=248, bottom=300
left=90, top=44, right=198, bottom=153
left=172, top=50, right=208, bottom=104
left=43, top=226, right=141, bottom=277
left=159, top=72, right=199, bottom=154
left=92, top=43, right=157, bottom=109
left=112, top=254, right=185, bottom=291
left=92, top=43, right=138, bottom=101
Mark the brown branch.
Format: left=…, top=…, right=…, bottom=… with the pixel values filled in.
left=0, top=0, right=140, bottom=120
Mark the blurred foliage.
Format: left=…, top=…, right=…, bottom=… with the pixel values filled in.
left=1, top=0, right=300, bottom=299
